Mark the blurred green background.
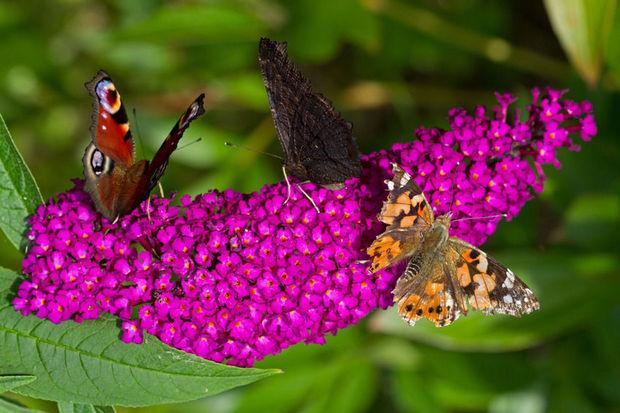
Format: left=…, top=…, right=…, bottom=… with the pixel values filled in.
left=1, top=0, right=619, bottom=412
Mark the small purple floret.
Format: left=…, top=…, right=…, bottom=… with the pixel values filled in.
left=14, top=88, right=595, bottom=366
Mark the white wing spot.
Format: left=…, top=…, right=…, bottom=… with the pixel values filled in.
left=503, top=295, right=513, bottom=304
left=477, top=255, right=488, bottom=273
left=502, top=269, right=515, bottom=289
left=400, top=172, right=411, bottom=186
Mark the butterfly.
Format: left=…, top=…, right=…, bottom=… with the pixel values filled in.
left=367, top=163, right=540, bottom=327
left=82, top=70, right=205, bottom=220
left=258, top=38, right=362, bottom=187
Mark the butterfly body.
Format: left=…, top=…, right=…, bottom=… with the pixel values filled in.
left=258, top=38, right=361, bottom=186
left=82, top=70, right=205, bottom=219
left=368, top=164, right=540, bottom=327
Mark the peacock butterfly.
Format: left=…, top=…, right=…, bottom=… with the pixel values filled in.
left=82, top=70, right=205, bottom=220
left=258, top=38, right=362, bottom=187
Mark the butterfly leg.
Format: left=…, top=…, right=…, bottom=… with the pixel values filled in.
left=146, top=195, right=152, bottom=222
left=296, top=184, right=320, bottom=213
left=157, top=181, right=165, bottom=198
left=282, top=166, right=292, bottom=206
left=281, top=166, right=320, bottom=212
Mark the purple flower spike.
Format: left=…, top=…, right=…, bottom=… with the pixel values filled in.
left=15, top=88, right=595, bottom=366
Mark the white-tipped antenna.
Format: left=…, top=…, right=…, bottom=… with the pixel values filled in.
left=224, top=141, right=283, bottom=160
left=452, top=213, right=507, bottom=222
left=177, top=137, right=203, bottom=151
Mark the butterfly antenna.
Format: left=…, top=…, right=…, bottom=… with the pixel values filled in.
left=132, top=108, right=146, bottom=159
left=452, top=214, right=507, bottom=222
left=447, top=188, right=456, bottom=214
left=224, top=141, right=283, bottom=160
left=447, top=161, right=464, bottom=214
left=177, top=137, right=203, bottom=151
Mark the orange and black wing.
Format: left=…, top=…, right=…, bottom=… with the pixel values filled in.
left=85, top=70, right=135, bottom=166
left=447, top=238, right=540, bottom=316
left=82, top=71, right=136, bottom=219
left=367, top=163, right=434, bottom=273
left=393, top=251, right=464, bottom=327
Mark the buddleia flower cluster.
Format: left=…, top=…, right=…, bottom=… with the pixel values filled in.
left=13, top=88, right=595, bottom=366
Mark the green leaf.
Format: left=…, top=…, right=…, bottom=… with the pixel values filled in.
left=0, top=376, right=35, bottom=394
left=57, top=402, right=115, bottom=413
left=0, top=397, right=44, bottom=413
left=0, top=267, right=280, bottom=407
left=544, top=0, right=617, bottom=86
left=0, top=114, right=43, bottom=253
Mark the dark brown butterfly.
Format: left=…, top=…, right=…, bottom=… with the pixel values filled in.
left=82, top=70, right=205, bottom=220
left=258, top=38, right=362, bottom=187
left=367, top=163, right=540, bottom=327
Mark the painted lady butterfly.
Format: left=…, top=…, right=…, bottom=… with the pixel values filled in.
left=367, top=163, right=540, bottom=327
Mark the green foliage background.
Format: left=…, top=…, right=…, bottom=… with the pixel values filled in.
left=1, top=0, right=619, bottom=412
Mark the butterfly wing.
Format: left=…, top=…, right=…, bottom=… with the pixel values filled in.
left=291, top=92, right=361, bottom=184
left=83, top=71, right=136, bottom=219
left=85, top=70, right=134, bottom=165
left=139, top=93, right=206, bottom=196
left=393, top=252, right=464, bottom=327
left=393, top=237, right=539, bottom=327
left=258, top=37, right=361, bottom=185
left=258, top=39, right=303, bottom=164
left=367, top=164, right=434, bottom=273
left=447, top=238, right=540, bottom=316
left=82, top=142, right=122, bottom=219
left=110, top=93, right=207, bottom=217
